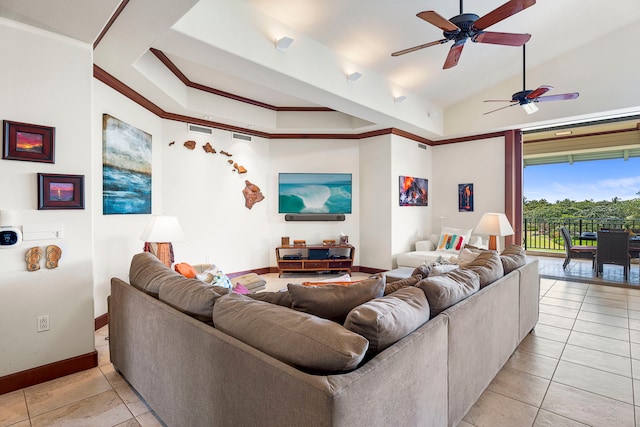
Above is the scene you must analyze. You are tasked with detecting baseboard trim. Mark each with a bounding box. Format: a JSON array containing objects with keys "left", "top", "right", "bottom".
[
  {"left": 95, "top": 313, "right": 109, "bottom": 331},
  {"left": 358, "top": 266, "right": 385, "bottom": 274},
  {"left": 0, "top": 351, "right": 98, "bottom": 395}
]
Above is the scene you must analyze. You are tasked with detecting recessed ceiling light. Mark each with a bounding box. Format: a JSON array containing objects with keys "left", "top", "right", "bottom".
[
  {"left": 555, "top": 130, "right": 572, "bottom": 136},
  {"left": 394, "top": 95, "right": 407, "bottom": 103},
  {"left": 203, "top": 115, "right": 211, "bottom": 120},
  {"left": 347, "top": 72, "right": 362, "bottom": 83},
  {"left": 275, "top": 36, "right": 294, "bottom": 51}
]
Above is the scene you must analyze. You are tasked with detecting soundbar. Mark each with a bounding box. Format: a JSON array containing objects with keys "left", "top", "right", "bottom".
[{"left": 284, "top": 214, "right": 345, "bottom": 221}]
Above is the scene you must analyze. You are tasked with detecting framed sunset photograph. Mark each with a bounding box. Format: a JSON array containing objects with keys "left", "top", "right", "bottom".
[
  {"left": 3, "top": 120, "right": 55, "bottom": 163},
  {"left": 38, "top": 173, "right": 84, "bottom": 210}
]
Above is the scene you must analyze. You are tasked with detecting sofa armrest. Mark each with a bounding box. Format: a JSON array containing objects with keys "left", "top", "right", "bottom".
[{"left": 416, "top": 240, "right": 435, "bottom": 251}]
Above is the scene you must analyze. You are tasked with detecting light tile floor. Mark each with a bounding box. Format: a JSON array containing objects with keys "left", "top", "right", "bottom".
[{"left": 4, "top": 262, "right": 640, "bottom": 426}]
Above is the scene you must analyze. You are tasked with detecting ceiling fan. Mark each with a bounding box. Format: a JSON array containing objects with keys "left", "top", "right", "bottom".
[
  {"left": 391, "top": 0, "right": 535, "bottom": 69},
  {"left": 483, "top": 44, "right": 580, "bottom": 115}
]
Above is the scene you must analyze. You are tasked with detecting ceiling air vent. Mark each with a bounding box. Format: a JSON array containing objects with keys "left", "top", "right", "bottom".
[
  {"left": 188, "top": 124, "right": 213, "bottom": 134},
  {"left": 418, "top": 143, "right": 427, "bottom": 150},
  {"left": 232, "top": 133, "right": 252, "bottom": 142}
]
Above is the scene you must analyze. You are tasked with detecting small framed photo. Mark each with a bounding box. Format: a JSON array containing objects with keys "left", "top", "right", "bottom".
[
  {"left": 3, "top": 121, "right": 55, "bottom": 163},
  {"left": 458, "top": 183, "right": 474, "bottom": 212},
  {"left": 38, "top": 173, "right": 85, "bottom": 210}
]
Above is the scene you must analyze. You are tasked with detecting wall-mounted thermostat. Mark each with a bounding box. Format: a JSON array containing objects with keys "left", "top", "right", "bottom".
[{"left": 0, "top": 227, "right": 22, "bottom": 248}]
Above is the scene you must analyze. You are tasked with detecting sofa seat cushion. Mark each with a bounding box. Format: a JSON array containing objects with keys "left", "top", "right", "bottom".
[
  {"left": 213, "top": 293, "right": 369, "bottom": 372},
  {"left": 344, "top": 287, "right": 430, "bottom": 356},
  {"left": 500, "top": 244, "right": 527, "bottom": 274},
  {"left": 158, "top": 278, "right": 230, "bottom": 325},
  {"left": 462, "top": 251, "right": 504, "bottom": 288},
  {"left": 415, "top": 269, "right": 480, "bottom": 317},
  {"left": 288, "top": 274, "right": 385, "bottom": 323}
]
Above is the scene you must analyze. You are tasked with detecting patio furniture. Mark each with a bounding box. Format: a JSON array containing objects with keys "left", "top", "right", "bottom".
[
  {"left": 560, "top": 226, "right": 596, "bottom": 270},
  {"left": 596, "top": 229, "right": 630, "bottom": 280}
]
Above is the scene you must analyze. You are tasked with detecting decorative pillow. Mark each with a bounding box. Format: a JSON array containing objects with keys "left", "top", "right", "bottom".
[
  {"left": 288, "top": 274, "right": 385, "bottom": 323},
  {"left": 174, "top": 262, "right": 198, "bottom": 279},
  {"left": 344, "top": 287, "right": 430, "bottom": 357},
  {"left": 442, "top": 226, "right": 473, "bottom": 243},
  {"left": 415, "top": 269, "right": 480, "bottom": 317},
  {"left": 500, "top": 244, "right": 526, "bottom": 274},
  {"left": 248, "top": 290, "right": 292, "bottom": 307},
  {"left": 384, "top": 275, "right": 421, "bottom": 296},
  {"left": 158, "top": 279, "right": 230, "bottom": 325},
  {"left": 232, "top": 283, "right": 250, "bottom": 294},
  {"left": 213, "top": 294, "right": 369, "bottom": 372},
  {"left": 436, "top": 232, "right": 466, "bottom": 254},
  {"left": 462, "top": 250, "right": 504, "bottom": 288}
]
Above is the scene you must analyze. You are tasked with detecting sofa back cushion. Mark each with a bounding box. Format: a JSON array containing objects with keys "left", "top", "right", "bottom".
[
  {"left": 344, "top": 287, "right": 430, "bottom": 356},
  {"left": 500, "top": 244, "right": 527, "bottom": 274},
  {"left": 129, "top": 252, "right": 181, "bottom": 298},
  {"left": 462, "top": 251, "right": 504, "bottom": 288},
  {"left": 213, "top": 293, "right": 369, "bottom": 372},
  {"left": 288, "top": 274, "right": 385, "bottom": 323},
  {"left": 248, "top": 290, "right": 292, "bottom": 307},
  {"left": 415, "top": 269, "right": 480, "bottom": 317},
  {"left": 158, "top": 279, "right": 230, "bottom": 325}
]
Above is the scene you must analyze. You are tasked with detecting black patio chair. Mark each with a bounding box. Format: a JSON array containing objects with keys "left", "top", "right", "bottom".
[
  {"left": 596, "top": 229, "right": 630, "bottom": 281},
  {"left": 560, "top": 226, "right": 596, "bottom": 270}
]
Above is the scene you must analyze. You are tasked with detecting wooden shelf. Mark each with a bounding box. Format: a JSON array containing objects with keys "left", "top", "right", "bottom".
[{"left": 275, "top": 244, "right": 355, "bottom": 277}]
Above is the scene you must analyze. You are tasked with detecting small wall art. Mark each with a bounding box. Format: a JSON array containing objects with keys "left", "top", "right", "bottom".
[
  {"left": 399, "top": 176, "right": 428, "bottom": 206},
  {"left": 458, "top": 183, "right": 474, "bottom": 212},
  {"left": 3, "top": 120, "right": 55, "bottom": 163},
  {"left": 102, "top": 114, "right": 152, "bottom": 215},
  {"left": 38, "top": 173, "right": 85, "bottom": 210}
]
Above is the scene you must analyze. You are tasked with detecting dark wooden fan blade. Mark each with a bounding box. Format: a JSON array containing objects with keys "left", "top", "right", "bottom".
[
  {"left": 473, "top": 31, "right": 531, "bottom": 46},
  {"left": 417, "top": 11, "right": 459, "bottom": 32},
  {"left": 473, "top": 0, "right": 536, "bottom": 30},
  {"left": 483, "top": 103, "right": 520, "bottom": 115},
  {"left": 391, "top": 39, "right": 449, "bottom": 57},
  {"left": 526, "top": 85, "right": 553, "bottom": 99},
  {"left": 536, "top": 92, "right": 580, "bottom": 102},
  {"left": 443, "top": 43, "right": 464, "bottom": 69}
]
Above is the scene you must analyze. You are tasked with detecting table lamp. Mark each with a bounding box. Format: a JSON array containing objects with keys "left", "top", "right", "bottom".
[
  {"left": 140, "top": 215, "right": 184, "bottom": 267},
  {"left": 474, "top": 213, "right": 514, "bottom": 252}
]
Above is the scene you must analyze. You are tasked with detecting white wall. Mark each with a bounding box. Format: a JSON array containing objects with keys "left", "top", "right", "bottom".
[
  {"left": 432, "top": 137, "right": 507, "bottom": 245},
  {"left": 390, "top": 135, "right": 433, "bottom": 266},
  {"left": 92, "top": 81, "right": 164, "bottom": 317},
  {"left": 359, "top": 135, "right": 392, "bottom": 270},
  {"left": 269, "top": 139, "right": 361, "bottom": 266},
  {"left": 0, "top": 20, "right": 95, "bottom": 376}
]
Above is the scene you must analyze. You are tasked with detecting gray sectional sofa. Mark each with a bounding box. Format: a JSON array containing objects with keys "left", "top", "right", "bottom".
[{"left": 109, "top": 250, "right": 539, "bottom": 427}]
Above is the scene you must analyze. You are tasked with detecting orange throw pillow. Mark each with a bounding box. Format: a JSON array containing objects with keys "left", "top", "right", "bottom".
[
  {"left": 175, "top": 262, "right": 197, "bottom": 279},
  {"left": 301, "top": 281, "right": 357, "bottom": 287}
]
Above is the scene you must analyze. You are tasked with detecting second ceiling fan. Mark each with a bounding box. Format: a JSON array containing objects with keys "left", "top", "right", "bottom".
[{"left": 391, "top": 0, "right": 536, "bottom": 69}]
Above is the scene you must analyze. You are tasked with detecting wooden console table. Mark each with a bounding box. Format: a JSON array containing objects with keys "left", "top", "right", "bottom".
[{"left": 275, "top": 244, "right": 355, "bottom": 277}]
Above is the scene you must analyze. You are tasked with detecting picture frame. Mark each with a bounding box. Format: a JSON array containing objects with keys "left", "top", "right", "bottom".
[
  {"left": 399, "top": 176, "right": 428, "bottom": 206},
  {"left": 458, "top": 183, "right": 474, "bottom": 212},
  {"left": 38, "top": 173, "right": 85, "bottom": 210},
  {"left": 3, "top": 120, "right": 55, "bottom": 163}
]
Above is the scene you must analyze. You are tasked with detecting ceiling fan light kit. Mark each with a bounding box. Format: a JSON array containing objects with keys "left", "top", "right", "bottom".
[
  {"left": 521, "top": 102, "right": 539, "bottom": 114},
  {"left": 347, "top": 72, "right": 362, "bottom": 82},
  {"left": 275, "top": 36, "right": 294, "bottom": 51},
  {"left": 391, "top": 0, "right": 535, "bottom": 69}
]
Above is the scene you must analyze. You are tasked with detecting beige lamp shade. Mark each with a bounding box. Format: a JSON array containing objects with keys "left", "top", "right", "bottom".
[
  {"left": 140, "top": 216, "right": 184, "bottom": 267},
  {"left": 474, "top": 213, "right": 514, "bottom": 251},
  {"left": 140, "top": 215, "right": 184, "bottom": 242}
]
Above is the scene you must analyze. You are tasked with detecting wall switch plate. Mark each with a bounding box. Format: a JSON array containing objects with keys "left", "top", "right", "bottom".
[{"left": 37, "top": 315, "right": 50, "bottom": 332}]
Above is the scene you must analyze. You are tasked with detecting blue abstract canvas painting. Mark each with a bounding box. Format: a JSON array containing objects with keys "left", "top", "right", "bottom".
[{"left": 102, "top": 114, "right": 152, "bottom": 215}]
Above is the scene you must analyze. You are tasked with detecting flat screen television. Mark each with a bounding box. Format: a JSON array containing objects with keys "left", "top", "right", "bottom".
[{"left": 278, "top": 173, "right": 352, "bottom": 214}]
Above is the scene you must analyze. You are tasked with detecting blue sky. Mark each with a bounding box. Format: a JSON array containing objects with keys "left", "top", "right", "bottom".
[{"left": 524, "top": 157, "right": 640, "bottom": 202}]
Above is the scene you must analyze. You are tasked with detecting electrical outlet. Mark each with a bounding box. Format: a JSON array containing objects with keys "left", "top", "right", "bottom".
[{"left": 37, "top": 315, "right": 50, "bottom": 332}]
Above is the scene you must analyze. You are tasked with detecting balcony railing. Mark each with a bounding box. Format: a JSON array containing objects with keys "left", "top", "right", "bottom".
[{"left": 523, "top": 217, "right": 640, "bottom": 251}]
